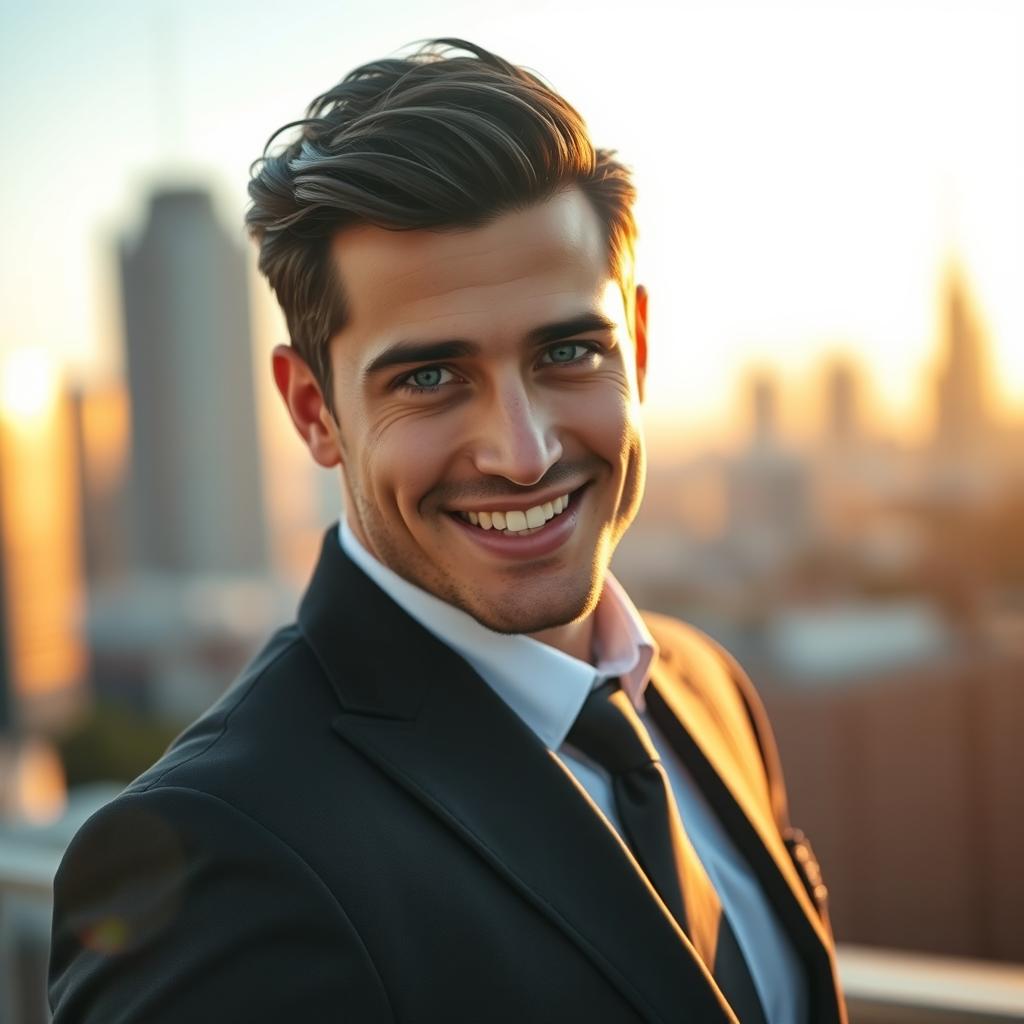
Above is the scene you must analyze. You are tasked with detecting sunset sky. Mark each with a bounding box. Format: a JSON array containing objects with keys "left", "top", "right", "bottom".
[{"left": 2, "top": 0, "right": 1021, "bottom": 447}]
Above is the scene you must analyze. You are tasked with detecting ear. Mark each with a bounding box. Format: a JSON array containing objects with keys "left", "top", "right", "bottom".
[
  {"left": 633, "top": 284, "right": 648, "bottom": 403},
  {"left": 271, "top": 344, "right": 343, "bottom": 468}
]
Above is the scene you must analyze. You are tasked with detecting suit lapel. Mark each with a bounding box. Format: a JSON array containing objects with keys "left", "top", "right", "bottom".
[
  {"left": 647, "top": 656, "right": 845, "bottom": 1024},
  {"left": 299, "top": 528, "right": 737, "bottom": 1024}
]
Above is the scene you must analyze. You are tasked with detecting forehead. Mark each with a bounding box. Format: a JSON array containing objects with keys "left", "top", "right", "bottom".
[{"left": 329, "top": 188, "right": 617, "bottom": 354}]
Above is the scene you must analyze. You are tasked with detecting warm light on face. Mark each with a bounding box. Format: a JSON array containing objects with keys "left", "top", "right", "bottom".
[
  {"left": 325, "top": 190, "right": 646, "bottom": 642},
  {"left": 0, "top": 347, "right": 60, "bottom": 426}
]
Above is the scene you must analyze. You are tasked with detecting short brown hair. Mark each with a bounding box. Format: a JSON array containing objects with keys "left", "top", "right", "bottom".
[{"left": 246, "top": 38, "right": 637, "bottom": 413}]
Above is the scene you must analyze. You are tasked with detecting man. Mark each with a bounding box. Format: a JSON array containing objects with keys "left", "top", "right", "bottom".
[{"left": 50, "top": 39, "right": 845, "bottom": 1023}]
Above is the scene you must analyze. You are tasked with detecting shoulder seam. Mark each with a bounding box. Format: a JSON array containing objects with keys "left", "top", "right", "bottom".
[{"left": 138, "top": 634, "right": 307, "bottom": 793}]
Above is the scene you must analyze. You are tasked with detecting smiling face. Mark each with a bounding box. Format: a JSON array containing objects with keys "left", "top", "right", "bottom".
[{"left": 278, "top": 188, "right": 648, "bottom": 644}]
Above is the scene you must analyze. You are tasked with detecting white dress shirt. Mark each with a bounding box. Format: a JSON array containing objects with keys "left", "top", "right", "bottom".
[{"left": 338, "top": 519, "right": 807, "bottom": 1024}]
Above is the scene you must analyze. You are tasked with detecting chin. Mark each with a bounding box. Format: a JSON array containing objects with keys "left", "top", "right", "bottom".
[{"left": 456, "top": 577, "right": 599, "bottom": 637}]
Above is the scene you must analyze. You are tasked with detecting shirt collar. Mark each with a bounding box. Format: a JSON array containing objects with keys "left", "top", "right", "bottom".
[{"left": 337, "top": 519, "right": 658, "bottom": 751}]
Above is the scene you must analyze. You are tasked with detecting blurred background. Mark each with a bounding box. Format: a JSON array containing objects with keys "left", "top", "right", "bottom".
[{"left": 0, "top": 0, "right": 1022, "bottom": 1020}]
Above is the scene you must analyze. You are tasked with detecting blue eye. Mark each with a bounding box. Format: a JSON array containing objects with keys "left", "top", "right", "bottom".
[
  {"left": 411, "top": 368, "right": 443, "bottom": 388},
  {"left": 550, "top": 344, "right": 579, "bottom": 363},
  {"left": 398, "top": 366, "right": 456, "bottom": 393},
  {"left": 544, "top": 342, "right": 593, "bottom": 365}
]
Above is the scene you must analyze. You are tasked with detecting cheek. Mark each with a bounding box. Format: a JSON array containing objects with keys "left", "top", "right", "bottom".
[
  {"left": 561, "top": 386, "right": 639, "bottom": 460},
  {"left": 360, "top": 415, "right": 456, "bottom": 518},
  {"left": 561, "top": 387, "right": 645, "bottom": 525}
]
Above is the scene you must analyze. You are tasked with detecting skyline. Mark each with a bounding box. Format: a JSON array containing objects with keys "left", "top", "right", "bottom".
[{"left": 1, "top": 0, "right": 1022, "bottom": 437}]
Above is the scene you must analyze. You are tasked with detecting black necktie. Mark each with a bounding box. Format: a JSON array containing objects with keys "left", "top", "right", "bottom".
[{"left": 567, "top": 680, "right": 768, "bottom": 1024}]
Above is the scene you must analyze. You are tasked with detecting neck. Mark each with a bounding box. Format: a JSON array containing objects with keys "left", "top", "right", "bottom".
[{"left": 529, "top": 613, "right": 596, "bottom": 664}]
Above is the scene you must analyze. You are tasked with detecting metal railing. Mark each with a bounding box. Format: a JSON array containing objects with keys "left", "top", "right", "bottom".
[
  {"left": 0, "top": 844, "right": 58, "bottom": 1024},
  {"left": 837, "top": 944, "right": 1024, "bottom": 1023},
  {"left": 2, "top": 843, "right": 1023, "bottom": 1024}
]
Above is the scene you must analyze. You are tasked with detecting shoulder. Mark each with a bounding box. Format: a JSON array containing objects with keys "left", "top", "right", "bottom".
[
  {"left": 50, "top": 625, "right": 395, "bottom": 1021},
  {"left": 641, "top": 610, "right": 754, "bottom": 701},
  {"left": 94, "top": 617, "right": 399, "bottom": 875},
  {"left": 641, "top": 610, "right": 785, "bottom": 793},
  {"left": 55, "top": 621, "right": 337, "bottom": 892},
  {"left": 50, "top": 785, "right": 393, "bottom": 1022},
  {"left": 126, "top": 623, "right": 334, "bottom": 797},
  {"left": 63, "top": 620, "right": 372, "bottom": 877}
]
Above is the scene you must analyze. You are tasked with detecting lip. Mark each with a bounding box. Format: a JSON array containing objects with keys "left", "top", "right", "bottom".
[
  {"left": 448, "top": 487, "right": 585, "bottom": 559},
  {"left": 447, "top": 484, "right": 586, "bottom": 516}
]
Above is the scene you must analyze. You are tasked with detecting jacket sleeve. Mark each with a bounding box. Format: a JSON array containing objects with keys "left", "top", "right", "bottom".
[{"left": 49, "top": 785, "right": 394, "bottom": 1023}]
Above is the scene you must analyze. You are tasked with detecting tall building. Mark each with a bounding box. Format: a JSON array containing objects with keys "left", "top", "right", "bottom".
[
  {"left": 726, "top": 371, "right": 811, "bottom": 575},
  {"left": 750, "top": 371, "right": 779, "bottom": 451},
  {"left": 68, "top": 381, "right": 133, "bottom": 586},
  {"left": 120, "top": 187, "right": 268, "bottom": 575},
  {"left": 0, "top": 464, "right": 11, "bottom": 734},
  {"left": 932, "top": 266, "right": 992, "bottom": 464},
  {"left": 825, "top": 359, "right": 859, "bottom": 452},
  {"left": 0, "top": 355, "right": 88, "bottom": 734}
]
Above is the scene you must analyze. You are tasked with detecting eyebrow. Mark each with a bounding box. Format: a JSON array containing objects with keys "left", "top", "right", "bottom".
[
  {"left": 363, "top": 312, "right": 619, "bottom": 378},
  {"left": 528, "top": 312, "right": 619, "bottom": 345}
]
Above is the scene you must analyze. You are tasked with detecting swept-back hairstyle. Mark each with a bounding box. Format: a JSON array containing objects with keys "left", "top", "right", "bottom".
[{"left": 246, "top": 38, "right": 637, "bottom": 413}]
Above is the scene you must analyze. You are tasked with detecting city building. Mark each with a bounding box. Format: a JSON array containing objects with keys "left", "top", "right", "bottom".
[
  {"left": 930, "top": 265, "right": 998, "bottom": 496},
  {"left": 725, "top": 371, "right": 812, "bottom": 575},
  {"left": 120, "top": 187, "right": 268, "bottom": 575},
  {"left": 0, "top": 353, "right": 88, "bottom": 737},
  {"left": 68, "top": 381, "right": 132, "bottom": 586}
]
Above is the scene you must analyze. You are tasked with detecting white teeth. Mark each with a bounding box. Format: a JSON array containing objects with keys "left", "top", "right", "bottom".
[
  {"left": 505, "top": 510, "right": 528, "bottom": 532},
  {"left": 459, "top": 491, "right": 573, "bottom": 534}
]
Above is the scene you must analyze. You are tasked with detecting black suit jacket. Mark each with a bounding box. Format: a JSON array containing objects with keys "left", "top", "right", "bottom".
[{"left": 50, "top": 526, "right": 847, "bottom": 1023}]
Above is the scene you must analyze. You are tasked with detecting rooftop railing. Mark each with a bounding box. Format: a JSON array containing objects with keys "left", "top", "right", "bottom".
[{"left": 838, "top": 944, "right": 1024, "bottom": 1023}]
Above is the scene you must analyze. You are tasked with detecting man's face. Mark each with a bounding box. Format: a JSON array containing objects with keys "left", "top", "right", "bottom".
[{"left": 325, "top": 187, "right": 647, "bottom": 635}]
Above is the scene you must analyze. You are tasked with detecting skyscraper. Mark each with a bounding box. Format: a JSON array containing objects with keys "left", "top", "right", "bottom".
[
  {"left": 120, "top": 188, "right": 268, "bottom": 575},
  {"left": 825, "top": 359, "right": 859, "bottom": 453},
  {"left": 0, "top": 464, "right": 11, "bottom": 734},
  {"left": 0, "top": 357, "right": 88, "bottom": 734},
  {"left": 750, "top": 371, "right": 779, "bottom": 451},
  {"left": 68, "top": 381, "right": 132, "bottom": 586},
  {"left": 726, "top": 370, "right": 811, "bottom": 573},
  {"left": 933, "top": 265, "right": 992, "bottom": 464}
]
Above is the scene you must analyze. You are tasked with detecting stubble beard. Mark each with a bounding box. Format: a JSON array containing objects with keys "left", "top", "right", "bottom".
[
  {"left": 346, "top": 482, "right": 608, "bottom": 636},
  {"left": 341, "top": 436, "right": 644, "bottom": 636}
]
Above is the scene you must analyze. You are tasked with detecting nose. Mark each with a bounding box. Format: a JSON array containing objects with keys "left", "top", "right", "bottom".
[{"left": 470, "top": 379, "right": 562, "bottom": 486}]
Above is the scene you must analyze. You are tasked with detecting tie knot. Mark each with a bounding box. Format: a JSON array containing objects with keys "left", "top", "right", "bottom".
[{"left": 565, "top": 680, "right": 660, "bottom": 775}]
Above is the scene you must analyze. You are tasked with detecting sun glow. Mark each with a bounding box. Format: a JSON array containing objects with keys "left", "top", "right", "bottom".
[{"left": 0, "top": 347, "right": 60, "bottom": 427}]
